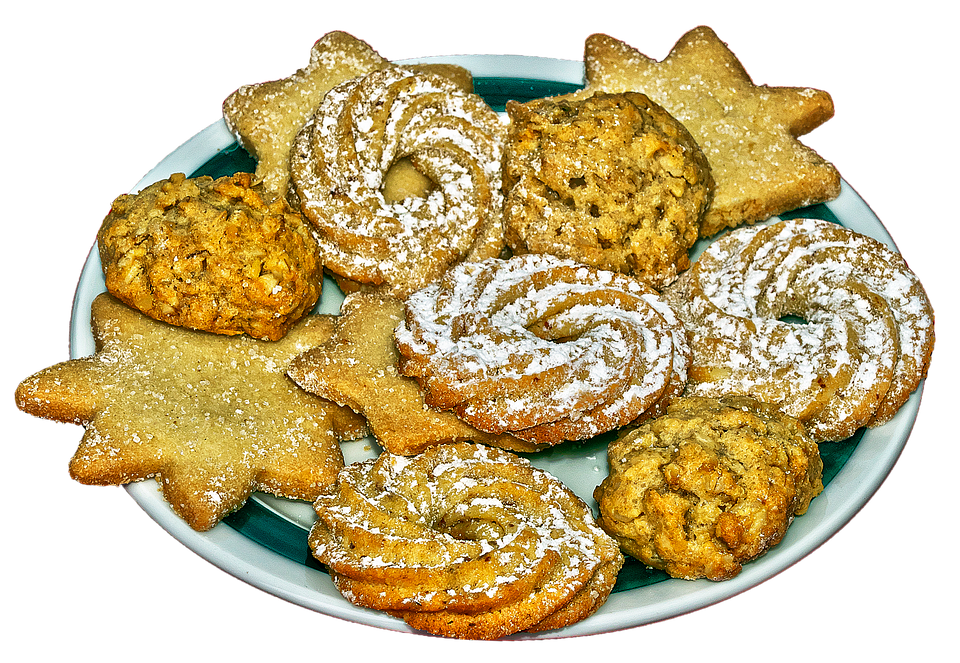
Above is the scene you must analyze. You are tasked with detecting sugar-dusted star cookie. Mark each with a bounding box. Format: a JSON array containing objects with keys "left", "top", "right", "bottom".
[
  {"left": 15, "top": 293, "right": 366, "bottom": 531},
  {"left": 223, "top": 31, "right": 390, "bottom": 200},
  {"left": 286, "top": 292, "right": 546, "bottom": 456},
  {"left": 579, "top": 27, "right": 841, "bottom": 236}
]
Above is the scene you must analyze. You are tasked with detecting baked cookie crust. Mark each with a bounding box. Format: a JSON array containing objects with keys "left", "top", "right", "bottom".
[
  {"left": 504, "top": 92, "right": 713, "bottom": 289},
  {"left": 98, "top": 172, "right": 322, "bottom": 341}
]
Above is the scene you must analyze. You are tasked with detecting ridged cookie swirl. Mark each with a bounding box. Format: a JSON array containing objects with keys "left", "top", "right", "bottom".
[
  {"left": 309, "top": 442, "right": 623, "bottom": 639},
  {"left": 290, "top": 66, "right": 507, "bottom": 298},
  {"left": 662, "top": 217, "right": 935, "bottom": 441},
  {"left": 395, "top": 254, "right": 690, "bottom": 446}
]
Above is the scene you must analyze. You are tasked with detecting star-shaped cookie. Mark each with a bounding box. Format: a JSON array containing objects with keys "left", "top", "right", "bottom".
[
  {"left": 286, "top": 292, "right": 546, "bottom": 456},
  {"left": 223, "top": 31, "right": 390, "bottom": 199},
  {"left": 15, "top": 293, "right": 365, "bottom": 531},
  {"left": 579, "top": 27, "right": 841, "bottom": 236}
]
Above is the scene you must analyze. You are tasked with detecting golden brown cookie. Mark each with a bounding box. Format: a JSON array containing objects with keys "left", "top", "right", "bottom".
[
  {"left": 503, "top": 92, "right": 714, "bottom": 289},
  {"left": 223, "top": 31, "right": 389, "bottom": 200},
  {"left": 579, "top": 27, "right": 840, "bottom": 236},
  {"left": 289, "top": 66, "right": 508, "bottom": 298},
  {"left": 98, "top": 172, "right": 322, "bottom": 341},
  {"left": 594, "top": 395, "right": 823, "bottom": 581},
  {"left": 661, "top": 217, "right": 935, "bottom": 442},
  {"left": 394, "top": 254, "right": 690, "bottom": 446},
  {"left": 286, "top": 292, "right": 544, "bottom": 455},
  {"left": 14, "top": 293, "right": 358, "bottom": 531},
  {"left": 310, "top": 442, "right": 624, "bottom": 639}
]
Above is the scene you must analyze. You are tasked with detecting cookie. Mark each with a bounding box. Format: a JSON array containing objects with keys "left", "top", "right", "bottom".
[
  {"left": 98, "top": 172, "right": 322, "bottom": 341},
  {"left": 290, "top": 66, "right": 508, "bottom": 298},
  {"left": 661, "top": 217, "right": 935, "bottom": 442},
  {"left": 223, "top": 30, "right": 476, "bottom": 202},
  {"left": 503, "top": 91, "right": 714, "bottom": 289},
  {"left": 579, "top": 27, "right": 840, "bottom": 236},
  {"left": 286, "top": 292, "right": 544, "bottom": 455},
  {"left": 394, "top": 254, "right": 690, "bottom": 446},
  {"left": 223, "top": 31, "right": 389, "bottom": 200},
  {"left": 594, "top": 395, "right": 823, "bottom": 581},
  {"left": 310, "top": 442, "right": 624, "bottom": 639},
  {"left": 14, "top": 293, "right": 360, "bottom": 531}
]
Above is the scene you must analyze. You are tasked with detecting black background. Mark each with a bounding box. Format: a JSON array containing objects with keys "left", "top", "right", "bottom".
[{"left": 18, "top": 15, "right": 940, "bottom": 644}]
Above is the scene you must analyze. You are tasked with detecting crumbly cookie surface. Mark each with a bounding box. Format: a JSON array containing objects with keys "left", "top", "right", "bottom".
[
  {"left": 98, "top": 172, "right": 322, "bottom": 341},
  {"left": 579, "top": 27, "right": 840, "bottom": 236},
  {"left": 504, "top": 92, "right": 713, "bottom": 289},
  {"left": 14, "top": 293, "right": 352, "bottom": 531},
  {"left": 594, "top": 395, "right": 823, "bottom": 581}
]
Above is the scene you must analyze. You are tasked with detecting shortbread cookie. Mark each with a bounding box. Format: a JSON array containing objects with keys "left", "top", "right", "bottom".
[
  {"left": 290, "top": 66, "right": 507, "bottom": 298},
  {"left": 223, "top": 31, "right": 389, "bottom": 200},
  {"left": 662, "top": 218, "right": 935, "bottom": 441},
  {"left": 286, "top": 292, "right": 544, "bottom": 455},
  {"left": 594, "top": 395, "right": 823, "bottom": 580},
  {"left": 14, "top": 293, "right": 357, "bottom": 531},
  {"left": 310, "top": 442, "right": 624, "bottom": 639},
  {"left": 394, "top": 254, "right": 690, "bottom": 446},
  {"left": 98, "top": 172, "right": 322, "bottom": 341},
  {"left": 579, "top": 27, "right": 840, "bottom": 236},
  {"left": 504, "top": 91, "right": 713, "bottom": 289}
]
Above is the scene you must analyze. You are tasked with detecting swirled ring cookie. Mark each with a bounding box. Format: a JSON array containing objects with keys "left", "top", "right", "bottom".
[
  {"left": 309, "top": 442, "right": 623, "bottom": 639},
  {"left": 662, "top": 217, "right": 935, "bottom": 441},
  {"left": 290, "top": 66, "right": 508, "bottom": 298},
  {"left": 394, "top": 254, "right": 690, "bottom": 446}
]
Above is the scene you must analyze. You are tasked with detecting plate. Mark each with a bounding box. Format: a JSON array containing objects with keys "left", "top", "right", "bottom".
[{"left": 68, "top": 54, "right": 922, "bottom": 639}]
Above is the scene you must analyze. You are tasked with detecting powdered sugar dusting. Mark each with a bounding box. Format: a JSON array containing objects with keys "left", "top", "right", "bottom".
[
  {"left": 663, "top": 217, "right": 934, "bottom": 441},
  {"left": 395, "top": 254, "right": 690, "bottom": 444},
  {"left": 309, "top": 442, "right": 623, "bottom": 636},
  {"left": 290, "top": 66, "right": 507, "bottom": 297}
]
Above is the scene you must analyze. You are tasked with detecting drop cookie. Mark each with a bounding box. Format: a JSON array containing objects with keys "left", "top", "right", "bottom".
[
  {"left": 503, "top": 91, "right": 714, "bottom": 289},
  {"left": 98, "top": 172, "right": 322, "bottom": 341},
  {"left": 594, "top": 395, "right": 823, "bottom": 580}
]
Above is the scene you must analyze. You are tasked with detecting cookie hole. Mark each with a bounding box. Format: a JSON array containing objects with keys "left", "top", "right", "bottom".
[
  {"left": 778, "top": 314, "right": 808, "bottom": 325},
  {"left": 568, "top": 176, "right": 587, "bottom": 189},
  {"left": 437, "top": 516, "right": 506, "bottom": 542},
  {"left": 382, "top": 157, "right": 435, "bottom": 203},
  {"left": 589, "top": 204, "right": 601, "bottom": 218}
]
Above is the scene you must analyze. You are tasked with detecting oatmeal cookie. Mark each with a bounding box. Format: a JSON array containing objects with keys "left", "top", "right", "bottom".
[
  {"left": 98, "top": 172, "right": 322, "bottom": 341},
  {"left": 504, "top": 92, "right": 713, "bottom": 289},
  {"left": 594, "top": 395, "right": 823, "bottom": 581}
]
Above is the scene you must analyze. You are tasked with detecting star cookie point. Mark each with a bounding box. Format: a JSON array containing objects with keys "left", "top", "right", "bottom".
[
  {"left": 15, "top": 293, "right": 353, "bottom": 531},
  {"left": 581, "top": 26, "right": 840, "bottom": 235}
]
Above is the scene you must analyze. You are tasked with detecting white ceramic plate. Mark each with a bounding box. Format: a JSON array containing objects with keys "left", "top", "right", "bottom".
[{"left": 68, "top": 55, "right": 922, "bottom": 639}]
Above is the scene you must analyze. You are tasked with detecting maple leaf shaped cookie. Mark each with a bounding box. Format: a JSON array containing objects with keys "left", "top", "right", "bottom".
[
  {"left": 15, "top": 293, "right": 363, "bottom": 531},
  {"left": 286, "top": 292, "right": 545, "bottom": 456},
  {"left": 579, "top": 27, "right": 841, "bottom": 236}
]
